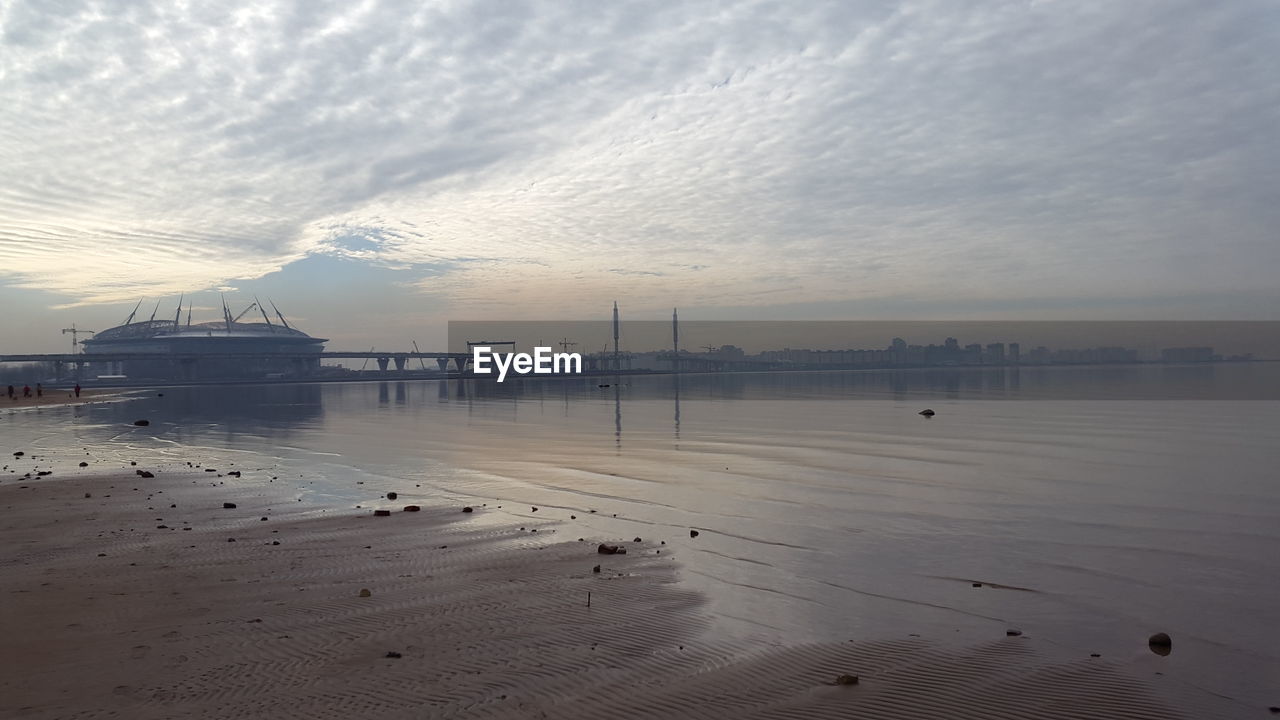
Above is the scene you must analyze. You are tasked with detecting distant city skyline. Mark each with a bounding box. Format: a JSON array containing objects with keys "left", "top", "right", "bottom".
[{"left": 3, "top": 2, "right": 1279, "bottom": 352}]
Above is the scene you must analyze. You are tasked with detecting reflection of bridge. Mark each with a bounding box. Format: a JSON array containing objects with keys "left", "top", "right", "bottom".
[{"left": 0, "top": 350, "right": 477, "bottom": 379}]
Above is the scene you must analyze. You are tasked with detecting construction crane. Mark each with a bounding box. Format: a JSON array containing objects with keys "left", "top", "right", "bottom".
[
  {"left": 558, "top": 338, "right": 578, "bottom": 352},
  {"left": 232, "top": 302, "right": 258, "bottom": 323},
  {"left": 61, "top": 324, "right": 95, "bottom": 353},
  {"left": 701, "top": 344, "right": 719, "bottom": 354}
]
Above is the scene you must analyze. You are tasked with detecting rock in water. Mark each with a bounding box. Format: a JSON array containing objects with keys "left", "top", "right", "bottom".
[
  {"left": 79, "top": 461, "right": 89, "bottom": 467},
  {"left": 386, "top": 492, "right": 397, "bottom": 500},
  {"left": 1149, "top": 632, "right": 1172, "bottom": 655},
  {"left": 1006, "top": 629, "right": 1023, "bottom": 637},
  {"left": 919, "top": 409, "right": 936, "bottom": 417},
  {"left": 373, "top": 510, "right": 391, "bottom": 517},
  {"left": 385, "top": 651, "right": 402, "bottom": 658},
  {"left": 223, "top": 502, "right": 237, "bottom": 509},
  {"left": 461, "top": 506, "right": 473, "bottom": 513},
  {"left": 689, "top": 530, "right": 700, "bottom": 538},
  {"left": 133, "top": 419, "right": 150, "bottom": 426},
  {"left": 834, "top": 674, "right": 859, "bottom": 686},
  {"left": 404, "top": 505, "right": 421, "bottom": 512},
  {"left": 359, "top": 588, "right": 371, "bottom": 598},
  {"left": 597, "top": 543, "right": 624, "bottom": 555}
]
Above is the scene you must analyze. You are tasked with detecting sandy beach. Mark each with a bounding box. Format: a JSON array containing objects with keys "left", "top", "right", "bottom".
[{"left": 0, "top": 457, "right": 1220, "bottom": 719}]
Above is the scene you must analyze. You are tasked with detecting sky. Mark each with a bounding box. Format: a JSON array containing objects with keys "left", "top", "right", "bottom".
[{"left": 2, "top": 0, "right": 1278, "bottom": 353}]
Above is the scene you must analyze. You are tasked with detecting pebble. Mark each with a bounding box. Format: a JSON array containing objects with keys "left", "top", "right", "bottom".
[
  {"left": 1149, "top": 632, "right": 1172, "bottom": 655},
  {"left": 359, "top": 588, "right": 371, "bottom": 597}
]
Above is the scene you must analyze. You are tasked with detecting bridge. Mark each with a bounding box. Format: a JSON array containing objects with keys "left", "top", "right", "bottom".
[{"left": 0, "top": 350, "right": 478, "bottom": 379}]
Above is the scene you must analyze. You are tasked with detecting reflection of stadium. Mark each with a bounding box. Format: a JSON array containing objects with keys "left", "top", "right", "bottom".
[{"left": 82, "top": 298, "right": 327, "bottom": 381}]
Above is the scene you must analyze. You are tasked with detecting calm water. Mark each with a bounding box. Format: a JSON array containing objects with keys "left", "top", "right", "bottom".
[{"left": 4, "top": 364, "right": 1279, "bottom": 713}]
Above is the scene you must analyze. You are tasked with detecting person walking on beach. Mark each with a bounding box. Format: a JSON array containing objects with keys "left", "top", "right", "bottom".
[
  {"left": 36, "top": 383, "right": 43, "bottom": 398},
  {"left": 74, "top": 383, "right": 81, "bottom": 398},
  {"left": 23, "top": 384, "right": 31, "bottom": 398},
  {"left": 6, "top": 385, "right": 12, "bottom": 400}
]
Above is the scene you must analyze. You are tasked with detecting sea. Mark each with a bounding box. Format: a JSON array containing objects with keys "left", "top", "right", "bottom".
[{"left": 4, "top": 363, "right": 1279, "bottom": 713}]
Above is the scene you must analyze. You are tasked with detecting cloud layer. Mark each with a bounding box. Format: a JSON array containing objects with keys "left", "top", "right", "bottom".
[{"left": 2, "top": 0, "right": 1278, "bottom": 316}]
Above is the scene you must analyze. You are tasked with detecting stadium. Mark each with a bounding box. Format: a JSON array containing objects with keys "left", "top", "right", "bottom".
[{"left": 82, "top": 298, "right": 327, "bottom": 381}]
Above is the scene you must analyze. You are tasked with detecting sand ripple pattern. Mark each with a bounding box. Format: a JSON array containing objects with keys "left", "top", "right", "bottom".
[{"left": 1, "top": 471, "right": 1211, "bottom": 720}]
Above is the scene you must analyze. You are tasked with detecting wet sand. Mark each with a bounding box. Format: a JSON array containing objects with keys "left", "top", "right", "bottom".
[
  {"left": 2, "top": 389, "right": 113, "bottom": 410},
  {"left": 0, "top": 464, "right": 1213, "bottom": 719}
]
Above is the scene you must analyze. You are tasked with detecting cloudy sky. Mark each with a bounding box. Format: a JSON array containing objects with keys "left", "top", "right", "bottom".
[{"left": 2, "top": 0, "right": 1277, "bottom": 351}]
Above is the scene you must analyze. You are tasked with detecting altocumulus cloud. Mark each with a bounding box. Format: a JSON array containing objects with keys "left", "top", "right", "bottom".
[{"left": 1, "top": 0, "right": 1278, "bottom": 314}]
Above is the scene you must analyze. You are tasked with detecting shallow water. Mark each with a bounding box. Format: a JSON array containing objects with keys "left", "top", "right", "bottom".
[{"left": 4, "top": 364, "right": 1279, "bottom": 714}]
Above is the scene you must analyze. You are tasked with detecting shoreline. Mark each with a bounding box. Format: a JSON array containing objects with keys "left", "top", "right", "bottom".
[
  {"left": 0, "top": 461, "right": 1222, "bottom": 718},
  {"left": 1, "top": 389, "right": 125, "bottom": 411}
]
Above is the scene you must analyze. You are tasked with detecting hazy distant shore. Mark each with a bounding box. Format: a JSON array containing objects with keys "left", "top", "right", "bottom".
[
  {"left": 0, "top": 459, "right": 1215, "bottom": 719},
  {"left": 21, "top": 356, "right": 1276, "bottom": 393}
]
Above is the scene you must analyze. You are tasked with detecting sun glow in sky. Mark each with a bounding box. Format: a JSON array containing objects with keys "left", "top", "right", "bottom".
[{"left": 2, "top": 0, "right": 1278, "bottom": 351}]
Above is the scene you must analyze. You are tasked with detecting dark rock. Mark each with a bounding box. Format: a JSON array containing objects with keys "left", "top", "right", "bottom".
[
  {"left": 834, "top": 674, "right": 859, "bottom": 686},
  {"left": 597, "top": 543, "right": 624, "bottom": 555},
  {"left": 689, "top": 530, "right": 699, "bottom": 538},
  {"left": 205, "top": 468, "right": 217, "bottom": 472},
  {"left": 374, "top": 509, "right": 391, "bottom": 517},
  {"left": 12, "top": 451, "right": 23, "bottom": 457},
  {"left": 919, "top": 409, "right": 935, "bottom": 417},
  {"left": 130, "top": 461, "right": 136, "bottom": 466},
  {"left": 386, "top": 492, "right": 397, "bottom": 500},
  {"left": 592, "top": 565, "right": 601, "bottom": 573},
  {"left": 133, "top": 420, "right": 150, "bottom": 426},
  {"left": 84, "top": 493, "right": 91, "bottom": 498},
  {"left": 1006, "top": 629, "right": 1022, "bottom": 637},
  {"left": 531, "top": 506, "right": 538, "bottom": 512},
  {"left": 79, "top": 461, "right": 89, "bottom": 467},
  {"left": 404, "top": 505, "right": 421, "bottom": 512},
  {"left": 223, "top": 502, "right": 237, "bottom": 509},
  {"left": 462, "top": 506, "right": 473, "bottom": 513},
  {"left": 272, "top": 541, "right": 279, "bottom": 545},
  {"left": 570, "top": 515, "right": 576, "bottom": 519},
  {"left": 227, "top": 538, "right": 236, "bottom": 542},
  {"left": 138, "top": 471, "right": 154, "bottom": 478},
  {"left": 227, "top": 471, "right": 241, "bottom": 477},
  {"left": 972, "top": 582, "right": 982, "bottom": 587},
  {"left": 385, "top": 651, "right": 402, "bottom": 658},
  {"left": 156, "top": 525, "right": 168, "bottom": 529},
  {"left": 1149, "top": 632, "right": 1172, "bottom": 655},
  {"left": 1090, "top": 653, "right": 1101, "bottom": 658},
  {"left": 260, "top": 517, "right": 268, "bottom": 521},
  {"left": 633, "top": 537, "right": 642, "bottom": 543}
]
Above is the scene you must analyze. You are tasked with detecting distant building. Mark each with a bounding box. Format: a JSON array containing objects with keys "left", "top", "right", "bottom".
[
  {"left": 1008, "top": 342, "right": 1020, "bottom": 365},
  {"left": 1161, "top": 347, "right": 1216, "bottom": 363},
  {"left": 83, "top": 301, "right": 326, "bottom": 380},
  {"left": 985, "top": 343, "right": 1005, "bottom": 365}
]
